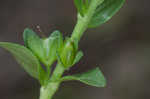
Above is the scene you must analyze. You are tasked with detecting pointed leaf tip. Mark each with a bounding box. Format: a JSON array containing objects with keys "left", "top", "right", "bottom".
[{"left": 73, "top": 51, "right": 83, "bottom": 65}]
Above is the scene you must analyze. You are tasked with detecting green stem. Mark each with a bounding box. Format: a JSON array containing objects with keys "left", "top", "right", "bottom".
[
  {"left": 39, "top": 82, "right": 60, "bottom": 99},
  {"left": 51, "top": 62, "right": 65, "bottom": 81},
  {"left": 39, "top": 62, "right": 65, "bottom": 99},
  {"left": 71, "top": 14, "right": 89, "bottom": 42},
  {"left": 71, "top": 0, "right": 104, "bottom": 42},
  {"left": 39, "top": 1, "right": 104, "bottom": 99}
]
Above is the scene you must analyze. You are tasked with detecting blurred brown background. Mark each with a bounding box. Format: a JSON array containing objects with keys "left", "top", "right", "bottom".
[{"left": 0, "top": 0, "right": 150, "bottom": 99}]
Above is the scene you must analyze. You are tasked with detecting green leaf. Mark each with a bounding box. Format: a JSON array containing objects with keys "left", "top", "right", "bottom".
[
  {"left": 0, "top": 42, "right": 46, "bottom": 85},
  {"left": 73, "top": 51, "right": 83, "bottom": 65},
  {"left": 23, "top": 28, "right": 45, "bottom": 63},
  {"left": 59, "top": 38, "right": 76, "bottom": 68},
  {"left": 61, "top": 67, "right": 106, "bottom": 87},
  {"left": 43, "top": 30, "right": 63, "bottom": 66},
  {"left": 74, "top": 0, "right": 91, "bottom": 17},
  {"left": 74, "top": 0, "right": 104, "bottom": 17},
  {"left": 89, "top": 0, "right": 125, "bottom": 28},
  {"left": 74, "top": 0, "right": 84, "bottom": 16},
  {"left": 23, "top": 28, "right": 63, "bottom": 67}
]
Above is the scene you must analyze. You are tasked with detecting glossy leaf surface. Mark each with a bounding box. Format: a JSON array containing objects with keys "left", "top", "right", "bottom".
[{"left": 89, "top": 0, "right": 125, "bottom": 28}]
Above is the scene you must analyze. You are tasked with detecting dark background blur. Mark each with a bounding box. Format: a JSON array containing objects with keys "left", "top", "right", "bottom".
[{"left": 0, "top": 0, "right": 150, "bottom": 99}]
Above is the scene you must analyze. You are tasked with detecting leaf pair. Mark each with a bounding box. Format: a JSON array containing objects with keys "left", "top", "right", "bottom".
[
  {"left": 57, "top": 38, "right": 83, "bottom": 68},
  {"left": 61, "top": 67, "right": 106, "bottom": 87},
  {"left": 0, "top": 29, "right": 64, "bottom": 85},
  {"left": 23, "top": 28, "right": 63, "bottom": 67},
  {"left": 74, "top": 0, "right": 125, "bottom": 28},
  {"left": 0, "top": 32, "right": 106, "bottom": 87}
]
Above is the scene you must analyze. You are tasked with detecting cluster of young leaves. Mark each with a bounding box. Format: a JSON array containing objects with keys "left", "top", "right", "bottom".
[
  {"left": 74, "top": 0, "right": 125, "bottom": 28},
  {"left": 0, "top": 28, "right": 106, "bottom": 87},
  {"left": 0, "top": 0, "right": 125, "bottom": 90}
]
